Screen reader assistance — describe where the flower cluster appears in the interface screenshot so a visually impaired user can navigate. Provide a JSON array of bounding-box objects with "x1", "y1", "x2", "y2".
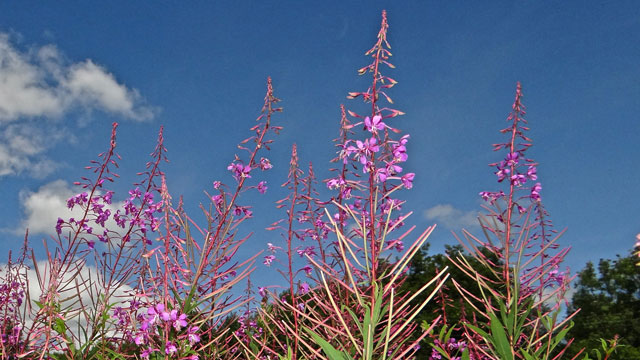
[
  {"x1": 233, "y1": 310, "x2": 263, "y2": 346},
  {"x1": 0, "y1": 279, "x2": 25, "y2": 348},
  {"x1": 227, "y1": 161, "x2": 252, "y2": 181},
  {"x1": 112, "y1": 301, "x2": 201, "y2": 359},
  {"x1": 430, "y1": 338, "x2": 468, "y2": 360},
  {"x1": 480, "y1": 83, "x2": 543, "y2": 218},
  {"x1": 59, "y1": 186, "x2": 163, "y2": 247},
  {"x1": 0, "y1": 280, "x2": 24, "y2": 309}
]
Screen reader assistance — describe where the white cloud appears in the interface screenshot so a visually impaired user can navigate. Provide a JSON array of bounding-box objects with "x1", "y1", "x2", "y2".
[
  {"x1": 0, "y1": 35, "x2": 63, "y2": 120},
  {"x1": 0, "y1": 32, "x2": 156, "y2": 178},
  {"x1": 423, "y1": 204, "x2": 479, "y2": 230},
  {"x1": 64, "y1": 60, "x2": 153, "y2": 120},
  {"x1": 2, "y1": 259, "x2": 134, "y2": 346},
  {"x1": 0, "y1": 33, "x2": 155, "y2": 122},
  {"x1": 0, "y1": 123, "x2": 66, "y2": 177},
  {"x1": 17, "y1": 180, "x2": 124, "y2": 236}
]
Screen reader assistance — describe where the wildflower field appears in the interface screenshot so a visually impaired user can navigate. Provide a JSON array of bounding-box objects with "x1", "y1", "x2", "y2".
[{"x1": 1, "y1": 7, "x2": 639, "y2": 360}]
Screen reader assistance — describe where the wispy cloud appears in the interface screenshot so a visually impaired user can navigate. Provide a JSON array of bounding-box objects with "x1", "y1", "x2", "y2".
[
  {"x1": 0, "y1": 33, "x2": 155, "y2": 122},
  {"x1": 0, "y1": 123, "x2": 68, "y2": 178},
  {"x1": 423, "y1": 203, "x2": 479, "y2": 230},
  {"x1": 0, "y1": 32, "x2": 156, "y2": 178}
]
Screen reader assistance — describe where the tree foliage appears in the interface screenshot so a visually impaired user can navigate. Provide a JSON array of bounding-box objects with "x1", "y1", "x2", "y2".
[{"x1": 565, "y1": 250, "x2": 640, "y2": 359}]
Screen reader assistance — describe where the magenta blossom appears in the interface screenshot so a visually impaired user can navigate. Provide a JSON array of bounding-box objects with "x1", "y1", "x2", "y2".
[
  {"x1": 187, "y1": 326, "x2": 201, "y2": 345},
  {"x1": 530, "y1": 182, "x2": 542, "y2": 201},
  {"x1": 257, "y1": 181, "x2": 268, "y2": 194},
  {"x1": 165, "y1": 341, "x2": 177, "y2": 355},
  {"x1": 505, "y1": 152, "x2": 519, "y2": 166},
  {"x1": 301, "y1": 265, "x2": 313, "y2": 276},
  {"x1": 263, "y1": 255, "x2": 276, "y2": 266},
  {"x1": 527, "y1": 165, "x2": 537, "y2": 180},
  {"x1": 496, "y1": 166, "x2": 510, "y2": 182},
  {"x1": 401, "y1": 173, "x2": 415, "y2": 189},
  {"x1": 510, "y1": 173, "x2": 527, "y2": 186},
  {"x1": 169, "y1": 310, "x2": 188, "y2": 330},
  {"x1": 259, "y1": 157, "x2": 273, "y2": 170},
  {"x1": 300, "y1": 282, "x2": 310, "y2": 294},
  {"x1": 296, "y1": 246, "x2": 316, "y2": 258},
  {"x1": 267, "y1": 243, "x2": 281, "y2": 253},
  {"x1": 364, "y1": 115, "x2": 385, "y2": 133},
  {"x1": 326, "y1": 176, "x2": 346, "y2": 189},
  {"x1": 146, "y1": 303, "x2": 165, "y2": 325},
  {"x1": 227, "y1": 161, "x2": 252, "y2": 180}
]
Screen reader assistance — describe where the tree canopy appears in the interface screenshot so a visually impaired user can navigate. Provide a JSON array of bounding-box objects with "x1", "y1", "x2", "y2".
[{"x1": 564, "y1": 250, "x2": 640, "y2": 359}]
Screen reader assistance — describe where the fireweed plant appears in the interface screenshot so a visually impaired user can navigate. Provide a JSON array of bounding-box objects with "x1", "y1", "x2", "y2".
[
  {"x1": 0, "y1": 123, "x2": 168, "y2": 359},
  {"x1": 0, "y1": 9, "x2": 591, "y2": 360},
  {"x1": 444, "y1": 83, "x2": 579, "y2": 360},
  {"x1": 0, "y1": 76, "x2": 282, "y2": 359},
  {"x1": 235, "y1": 10, "x2": 448, "y2": 360}
]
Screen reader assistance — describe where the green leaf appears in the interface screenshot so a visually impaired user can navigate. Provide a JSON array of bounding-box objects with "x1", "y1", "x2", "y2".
[
  {"x1": 461, "y1": 348, "x2": 471, "y2": 360},
  {"x1": 305, "y1": 327, "x2": 349, "y2": 360},
  {"x1": 53, "y1": 317, "x2": 66, "y2": 336},
  {"x1": 444, "y1": 325, "x2": 455, "y2": 342},
  {"x1": 363, "y1": 305, "x2": 373, "y2": 359},
  {"x1": 520, "y1": 350, "x2": 537, "y2": 360},
  {"x1": 490, "y1": 312, "x2": 513, "y2": 360},
  {"x1": 464, "y1": 322, "x2": 489, "y2": 340},
  {"x1": 344, "y1": 306, "x2": 362, "y2": 334},
  {"x1": 278, "y1": 346, "x2": 294, "y2": 360}
]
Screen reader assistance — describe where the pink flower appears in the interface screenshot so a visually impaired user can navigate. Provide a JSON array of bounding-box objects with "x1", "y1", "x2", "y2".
[
  {"x1": 146, "y1": 303, "x2": 165, "y2": 325},
  {"x1": 55, "y1": 218, "x2": 64, "y2": 234},
  {"x1": 327, "y1": 177, "x2": 346, "y2": 189},
  {"x1": 296, "y1": 246, "x2": 316, "y2": 258},
  {"x1": 267, "y1": 243, "x2": 281, "y2": 253},
  {"x1": 257, "y1": 181, "x2": 268, "y2": 194},
  {"x1": 496, "y1": 166, "x2": 510, "y2": 182},
  {"x1": 165, "y1": 341, "x2": 177, "y2": 355},
  {"x1": 401, "y1": 173, "x2": 415, "y2": 189},
  {"x1": 301, "y1": 265, "x2": 312, "y2": 276},
  {"x1": 510, "y1": 173, "x2": 527, "y2": 186},
  {"x1": 141, "y1": 348, "x2": 153, "y2": 359},
  {"x1": 227, "y1": 161, "x2": 252, "y2": 180},
  {"x1": 530, "y1": 183, "x2": 542, "y2": 201},
  {"x1": 263, "y1": 255, "x2": 276, "y2": 266},
  {"x1": 505, "y1": 152, "x2": 519, "y2": 166},
  {"x1": 187, "y1": 326, "x2": 201, "y2": 345},
  {"x1": 134, "y1": 333, "x2": 145, "y2": 345},
  {"x1": 259, "y1": 157, "x2": 273, "y2": 170},
  {"x1": 300, "y1": 282, "x2": 310, "y2": 294},
  {"x1": 364, "y1": 115, "x2": 385, "y2": 133},
  {"x1": 376, "y1": 168, "x2": 390, "y2": 182},
  {"x1": 170, "y1": 310, "x2": 188, "y2": 330},
  {"x1": 392, "y1": 143, "x2": 408, "y2": 162},
  {"x1": 102, "y1": 190, "x2": 113, "y2": 204}
]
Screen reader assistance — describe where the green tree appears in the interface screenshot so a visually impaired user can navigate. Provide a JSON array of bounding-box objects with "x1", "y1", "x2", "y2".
[
  {"x1": 565, "y1": 250, "x2": 640, "y2": 359},
  {"x1": 401, "y1": 244, "x2": 503, "y2": 358}
]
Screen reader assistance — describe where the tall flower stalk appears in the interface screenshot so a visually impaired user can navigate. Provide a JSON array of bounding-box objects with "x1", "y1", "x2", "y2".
[
  {"x1": 125, "y1": 77, "x2": 283, "y2": 359},
  {"x1": 449, "y1": 83, "x2": 578, "y2": 359},
  {"x1": 246, "y1": 10, "x2": 447, "y2": 360}
]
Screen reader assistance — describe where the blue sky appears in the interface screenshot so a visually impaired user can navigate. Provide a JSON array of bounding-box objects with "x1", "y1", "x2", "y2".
[{"x1": 0, "y1": 1, "x2": 638, "y2": 291}]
